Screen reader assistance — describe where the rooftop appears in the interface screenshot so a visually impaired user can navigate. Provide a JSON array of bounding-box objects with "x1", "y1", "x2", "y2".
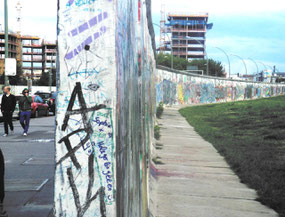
[
  {"x1": 21, "y1": 35, "x2": 41, "y2": 40},
  {"x1": 168, "y1": 12, "x2": 209, "y2": 18}
]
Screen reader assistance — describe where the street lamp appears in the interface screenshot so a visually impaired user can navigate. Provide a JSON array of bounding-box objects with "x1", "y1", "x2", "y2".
[
  {"x1": 213, "y1": 46, "x2": 231, "y2": 78},
  {"x1": 257, "y1": 61, "x2": 267, "y2": 71},
  {"x1": 4, "y1": 0, "x2": 9, "y2": 85},
  {"x1": 185, "y1": 36, "x2": 209, "y2": 76},
  {"x1": 230, "y1": 54, "x2": 248, "y2": 76},
  {"x1": 152, "y1": 23, "x2": 173, "y2": 69},
  {"x1": 248, "y1": 58, "x2": 259, "y2": 75}
]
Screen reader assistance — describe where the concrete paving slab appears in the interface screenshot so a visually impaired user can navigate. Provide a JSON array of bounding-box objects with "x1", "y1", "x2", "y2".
[
  {"x1": 22, "y1": 157, "x2": 54, "y2": 165},
  {"x1": 5, "y1": 179, "x2": 49, "y2": 192},
  {"x1": 0, "y1": 116, "x2": 55, "y2": 217},
  {"x1": 157, "y1": 194, "x2": 276, "y2": 217},
  {"x1": 155, "y1": 108, "x2": 278, "y2": 217}
]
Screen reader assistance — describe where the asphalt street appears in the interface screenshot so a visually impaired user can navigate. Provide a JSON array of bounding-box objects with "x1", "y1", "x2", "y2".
[{"x1": 0, "y1": 115, "x2": 55, "y2": 217}]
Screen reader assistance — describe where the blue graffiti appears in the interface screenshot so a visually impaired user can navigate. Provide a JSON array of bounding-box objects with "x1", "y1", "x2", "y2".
[
  {"x1": 68, "y1": 12, "x2": 108, "y2": 37},
  {"x1": 65, "y1": 26, "x2": 107, "y2": 60},
  {"x1": 66, "y1": 0, "x2": 96, "y2": 7}
]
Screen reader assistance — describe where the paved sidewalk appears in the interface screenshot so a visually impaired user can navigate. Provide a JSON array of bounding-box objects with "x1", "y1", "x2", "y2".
[
  {"x1": 0, "y1": 116, "x2": 55, "y2": 217},
  {"x1": 155, "y1": 108, "x2": 278, "y2": 217}
]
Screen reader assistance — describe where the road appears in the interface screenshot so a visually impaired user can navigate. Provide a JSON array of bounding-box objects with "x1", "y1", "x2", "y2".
[{"x1": 0, "y1": 116, "x2": 55, "y2": 217}]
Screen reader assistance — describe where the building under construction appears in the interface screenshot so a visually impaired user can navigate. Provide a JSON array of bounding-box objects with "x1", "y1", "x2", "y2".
[
  {"x1": 0, "y1": 0, "x2": 56, "y2": 80},
  {"x1": 0, "y1": 31, "x2": 56, "y2": 79},
  {"x1": 163, "y1": 12, "x2": 212, "y2": 61}
]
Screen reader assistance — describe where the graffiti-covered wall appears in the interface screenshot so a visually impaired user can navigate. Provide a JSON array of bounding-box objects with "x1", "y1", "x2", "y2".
[
  {"x1": 115, "y1": 0, "x2": 156, "y2": 216},
  {"x1": 157, "y1": 66, "x2": 285, "y2": 105},
  {"x1": 55, "y1": 0, "x2": 155, "y2": 216}
]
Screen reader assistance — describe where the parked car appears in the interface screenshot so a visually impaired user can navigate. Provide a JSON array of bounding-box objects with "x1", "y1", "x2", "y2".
[
  {"x1": 31, "y1": 95, "x2": 49, "y2": 118},
  {"x1": 35, "y1": 91, "x2": 56, "y2": 115}
]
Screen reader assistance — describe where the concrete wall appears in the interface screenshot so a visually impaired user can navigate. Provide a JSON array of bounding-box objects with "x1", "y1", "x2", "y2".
[
  {"x1": 55, "y1": 0, "x2": 155, "y2": 216},
  {"x1": 157, "y1": 66, "x2": 285, "y2": 105}
]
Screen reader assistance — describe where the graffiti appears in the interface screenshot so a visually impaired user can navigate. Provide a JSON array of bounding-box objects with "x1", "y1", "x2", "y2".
[
  {"x1": 65, "y1": 26, "x2": 107, "y2": 60},
  {"x1": 67, "y1": 154, "x2": 106, "y2": 217},
  {"x1": 88, "y1": 83, "x2": 100, "y2": 91},
  {"x1": 57, "y1": 0, "x2": 156, "y2": 216},
  {"x1": 156, "y1": 83, "x2": 162, "y2": 103},
  {"x1": 68, "y1": 12, "x2": 108, "y2": 38},
  {"x1": 157, "y1": 69, "x2": 285, "y2": 106},
  {"x1": 56, "y1": 82, "x2": 108, "y2": 216},
  {"x1": 57, "y1": 82, "x2": 106, "y2": 166},
  {"x1": 56, "y1": 0, "x2": 116, "y2": 216},
  {"x1": 163, "y1": 79, "x2": 177, "y2": 105},
  {"x1": 178, "y1": 84, "x2": 184, "y2": 104},
  {"x1": 66, "y1": 0, "x2": 96, "y2": 7}
]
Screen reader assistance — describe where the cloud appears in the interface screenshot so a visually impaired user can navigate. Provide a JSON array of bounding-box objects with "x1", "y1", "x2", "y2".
[
  {"x1": 152, "y1": 0, "x2": 285, "y2": 16},
  {"x1": 0, "y1": 0, "x2": 57, "y2": 40}
]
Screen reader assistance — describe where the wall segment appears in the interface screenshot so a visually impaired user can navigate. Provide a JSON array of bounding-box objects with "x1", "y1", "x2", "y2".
[
  {"x1": 55, "y1": 0, "x2": 156, "y2": 216},
  {"x1": 157, "y1": 66, "x2": 285, "y2": 105}
]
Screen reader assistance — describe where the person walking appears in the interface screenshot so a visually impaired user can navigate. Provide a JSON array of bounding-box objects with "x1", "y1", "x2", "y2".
[
  {"x1": 18, "y1": 88, "x2": 33, "y2": 136},
  {"x1": 1, "y1": 86, "x2": 16, "y2": 137}
]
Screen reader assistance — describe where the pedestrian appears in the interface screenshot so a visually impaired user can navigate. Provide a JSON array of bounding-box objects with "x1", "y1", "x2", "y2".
[
  {"x1": 1, "y1": 86, "x2": 16, "y2": 137},
  {"x1": 18, "y1": 88, "x2": 33, "y2": 136}
]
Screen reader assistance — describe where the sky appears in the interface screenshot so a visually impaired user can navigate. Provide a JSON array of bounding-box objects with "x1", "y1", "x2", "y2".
[
  {"x1": 152, "y1": 0, "x2": 285, "y2": 74},
  {"x1": 0, "y1": 0, "x2": 57, "y2": 41},
  {"x1": 0, "y1": 0, "x2": 284, "y2": 73}
]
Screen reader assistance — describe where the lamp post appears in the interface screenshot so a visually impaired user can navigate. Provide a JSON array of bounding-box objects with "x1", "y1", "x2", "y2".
[
  {"x1": 230, "y1": 54, "x2": 248, "y2": 76},
  {"x1": 257, "y1": 61, "x2": 267, "y2": 71},
  {"x1": 213, "y1": 46, "x2": 231, "y2": 78},
  {"x1": 185, "y1": 36, "x2": 209, "y2": 76},
  {"x1": 4, "y1": 0, "x2": 9, "y2": 85},
  {"x1": 248, "y1": 58, "x2": 259, "y2": 74},
  {"x1": 152, "y1": 23, "x2": 173, "y2": 69}
]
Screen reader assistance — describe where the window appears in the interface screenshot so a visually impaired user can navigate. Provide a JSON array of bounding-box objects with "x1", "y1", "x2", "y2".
[
  {"x1": 33, "y1": 63, "x2": 42, "y2": 68},
  {"x1": 23, "y1": 48, "x2": 32, "y2": 53},
  {"x1": 23, "y1": 62, "x2": 32, "y2": 67}
]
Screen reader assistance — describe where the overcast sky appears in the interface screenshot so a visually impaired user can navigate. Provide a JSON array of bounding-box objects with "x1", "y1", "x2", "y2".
[{"x1": 0, "y1": 0, "x2": 284, "y2": 73}]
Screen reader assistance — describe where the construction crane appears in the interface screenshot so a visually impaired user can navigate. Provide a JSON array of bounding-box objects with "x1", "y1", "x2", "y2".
[
  {"x1": 16, "y1": 0, "x2": 22, "y2": 34},
  {"x1": 160, "y1": 4, "x2": 166, "y2": 52},
  {"x1": 16, "y1": 0, "x2": 22, "y2": 63}
]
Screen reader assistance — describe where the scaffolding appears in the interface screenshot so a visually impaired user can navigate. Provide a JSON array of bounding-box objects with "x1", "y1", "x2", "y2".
[{"x1": 165, "y1": 12, "x2": 213, "y2": 61}]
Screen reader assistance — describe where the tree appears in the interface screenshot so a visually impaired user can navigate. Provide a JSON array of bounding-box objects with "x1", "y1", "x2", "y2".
[
  {"x1": 157, "y1": 52, "x2": 189, "y2": 70},
  {"x1": 36, "y1": 68, "x2": 56, "y2": 86},
  {"x1": 188, "y1": 59, "x2": 226, "y2": 77},
  {"x1": 157, "y1": 53, "x2": 226, "y2": 77},
  {"x1": 9, "y1": 63, "x2": 27, "y2": 85}
]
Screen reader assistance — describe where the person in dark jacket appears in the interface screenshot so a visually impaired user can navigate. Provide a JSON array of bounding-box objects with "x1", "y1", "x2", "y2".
[
  {"x1": 1, "y1": 86, "x2": 16, "y2": 137},
  {"x1": 18, "y1": 88, "x2": 33, "y2": 136}
]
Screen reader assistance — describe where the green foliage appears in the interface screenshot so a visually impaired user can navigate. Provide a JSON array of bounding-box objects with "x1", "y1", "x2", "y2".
[
  {"x1": 276, "y1": 77, "x2": 285, "y2": 83},
  {"x1": 157, "y1": 52, "x2": 189, "y2": 70},
  {"x1": 154, "y1": 125, "x2": 161, "y2": 140},
  {"x1": 36, "y1": 68, "x2": 56, "y2": 86},
  {"x1": 157, "y1": 52, "x2": 226, "y2": 77},
  {"x1": 179, "y1": 95, "x2": 285, "y2": 216},
  {"x1": 188, "y1": 59, "x2": 226, "y2": 77},
  {"x1": 156, "y1": 102, "x2": 164, "y2": 119},
  {"x1": 152, "y1": 156, "x2": 163, "y2": 165}
]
